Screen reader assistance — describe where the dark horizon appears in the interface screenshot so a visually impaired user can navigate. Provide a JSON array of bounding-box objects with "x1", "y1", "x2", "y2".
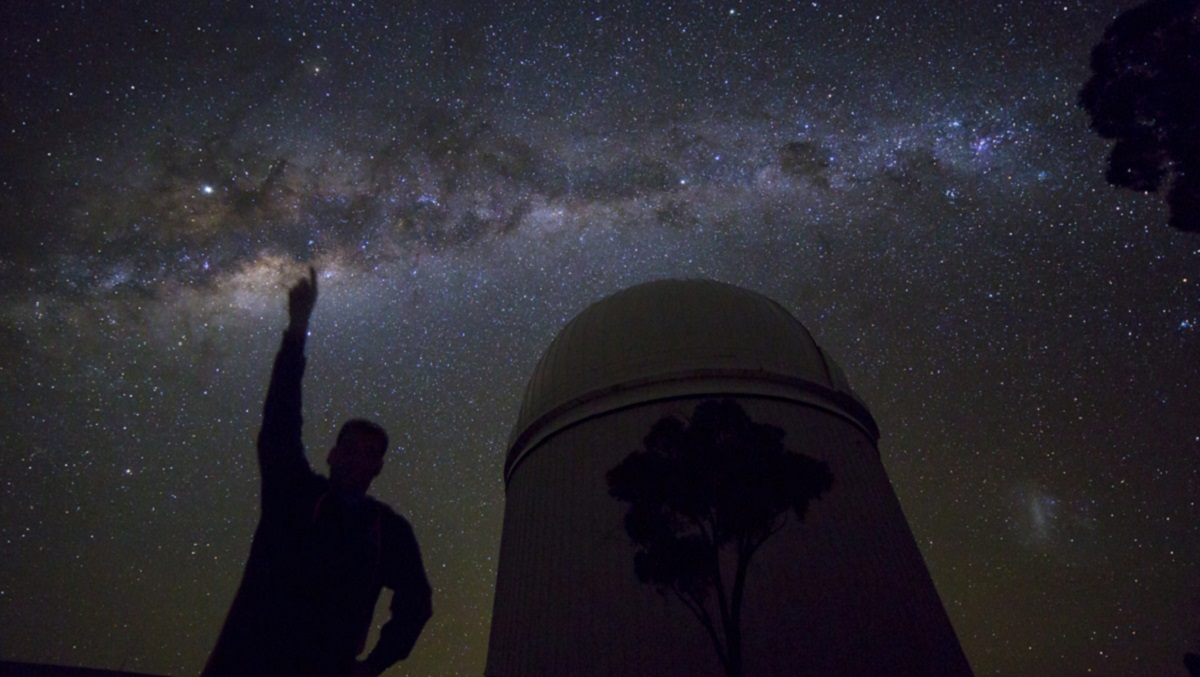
[{"x1": 0, "y1": 661, "x2": 167, "y2": 677}]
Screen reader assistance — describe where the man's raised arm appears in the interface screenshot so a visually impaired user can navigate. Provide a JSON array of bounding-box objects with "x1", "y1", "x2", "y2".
[{"x1": 258, "y1": 267, "x2": 318, "y2": 499}]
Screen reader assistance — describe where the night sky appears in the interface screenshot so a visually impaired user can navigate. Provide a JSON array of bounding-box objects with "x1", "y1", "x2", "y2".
[{"x1": 1, "y1": 1, "x2": 1198, "y2": 675}]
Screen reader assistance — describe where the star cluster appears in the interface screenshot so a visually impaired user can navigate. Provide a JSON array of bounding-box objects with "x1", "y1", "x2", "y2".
[{"x1": 1, "y1": 1, "x2": 1198, "y2": 675}]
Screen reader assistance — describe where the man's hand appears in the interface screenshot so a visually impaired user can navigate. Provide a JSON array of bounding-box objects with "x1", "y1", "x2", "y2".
[{"x1": 287, "y1": 266, "x2": 318, "y2": 333}]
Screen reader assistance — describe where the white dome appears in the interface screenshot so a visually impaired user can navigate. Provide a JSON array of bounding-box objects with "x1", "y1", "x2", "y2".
[{"x1": 506, "y1": 279, "x2": 878, "y2": 480}]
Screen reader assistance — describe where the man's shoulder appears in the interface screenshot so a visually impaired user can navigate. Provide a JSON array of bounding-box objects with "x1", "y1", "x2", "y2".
[
  {"x1": 294, "y1": 468, "x2": 329, "y2": 501},
  {"x1": 366, "y1": 495, "x2": 410, "y2": 524},
  {"x1": 367, "y1": 496, "x2": 420, "y2": 540}
]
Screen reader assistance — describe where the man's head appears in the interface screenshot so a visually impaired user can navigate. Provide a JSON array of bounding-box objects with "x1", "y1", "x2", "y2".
[{"x1": 327, "y1": 419, "x2": 389, "y2": 494}]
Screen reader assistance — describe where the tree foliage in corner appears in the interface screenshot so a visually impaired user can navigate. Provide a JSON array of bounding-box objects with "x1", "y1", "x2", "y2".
[
  {"x1": 607, "y1": 399, "x2": 833, "y2": 677},
  {"x1": 1079, "y1": 0, "x2": 1200, "y2": 232}
]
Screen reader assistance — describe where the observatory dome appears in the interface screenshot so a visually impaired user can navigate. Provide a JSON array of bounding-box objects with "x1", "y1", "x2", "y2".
[{"x1": 506, "y1": 279, "x2": 878, "y2": 480}]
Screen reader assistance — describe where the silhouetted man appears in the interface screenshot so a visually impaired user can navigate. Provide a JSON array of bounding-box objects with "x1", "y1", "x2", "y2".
[{"x1": 203, "y1": 268, "x2": 432, "y2": 677}]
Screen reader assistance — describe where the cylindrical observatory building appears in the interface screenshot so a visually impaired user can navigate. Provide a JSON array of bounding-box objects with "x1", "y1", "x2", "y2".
[{"x1": 486, "y1": 279, "x2": 972, "y2": 676}]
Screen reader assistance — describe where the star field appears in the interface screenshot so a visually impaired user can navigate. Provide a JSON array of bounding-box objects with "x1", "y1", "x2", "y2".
[{"x1": 1, "y1": 1, "x2": 1198, "y2": 675}]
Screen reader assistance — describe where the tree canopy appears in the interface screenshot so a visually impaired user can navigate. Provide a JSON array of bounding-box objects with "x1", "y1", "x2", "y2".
[
  {"x1": 1079, "y1": 0, "x2": 1200, "y2": 232},
  {"x1": 607, "y1": 399, "x2": 833, "y2": 677}
]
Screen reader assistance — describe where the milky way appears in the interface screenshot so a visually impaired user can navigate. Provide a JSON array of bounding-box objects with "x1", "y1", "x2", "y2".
[{"x1": 2, "y1": 1, "x2": 1198, "y2": 675}]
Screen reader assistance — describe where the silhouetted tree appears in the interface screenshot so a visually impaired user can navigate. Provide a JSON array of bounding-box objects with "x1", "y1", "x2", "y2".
[
  {"x1": 1185, "y1": 651, "x2": 1200, "y2": 677},
  {"x1": 1078, "y1": 0, "x2": 1200, "y2": 232},
  {"x1": 607, "y1": 399, "x2": 833, "y2": 677}
]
